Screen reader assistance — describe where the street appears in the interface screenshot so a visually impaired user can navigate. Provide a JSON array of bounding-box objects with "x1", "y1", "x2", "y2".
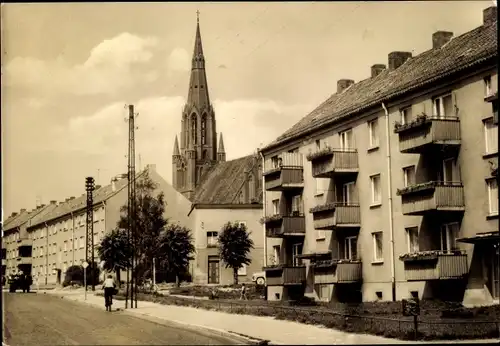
[{"x1": 2, "y1": 292, "x2": 243, "y2": 345}]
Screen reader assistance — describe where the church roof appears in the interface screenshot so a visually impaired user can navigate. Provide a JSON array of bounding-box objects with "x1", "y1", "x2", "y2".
[
  {"x1": 262, "y1": 19, "x2": 497, "y2": 152},
  {"x1": 193, "y1": 154, "x2": 263, "y2": 205}
]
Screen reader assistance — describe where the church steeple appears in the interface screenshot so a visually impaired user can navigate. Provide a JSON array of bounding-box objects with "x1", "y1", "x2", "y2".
[
  {"x1": 217, "y1": 133, "x2": 226, "y2": 162},
  {"x1": 173, "y1": 135, "x2": 180, "y2": 156}
]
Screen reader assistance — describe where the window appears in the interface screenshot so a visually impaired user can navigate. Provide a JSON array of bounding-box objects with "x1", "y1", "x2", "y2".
[
  {"x1": 207, "y1": 231, "x2": 218, "y2": 247},
  {"x1": 238, "y1": 191, "x2": 244, "y2": 204},
  {"x1": 39, "y1": 247, "x2": 43, "y2": 256},
  {"x1": 291, "y1": 195, "x2": 302, "y2": 215},
  {"x1": 342, "y1": 182, "x2": 356, "y2": 205},
  {"x1": 53, "y1": 243, "x2": 57, "y2": 254},
  {"x1": 403, "y1": 166, "x2": 416, "y2": 187},
  {"x1": 237, "y1": 264, "x2": 247, "y2": 276},
  {"x1": 433, "y1": 94, "x2": 454, "y2": 118},
  {"x1": 372, "y1": 232, "x2": 383, "y2": 262},
  {"x1": 487, "y1": 178, "x2": 499, "y2": 216},
  {"x1": 272, "y1": 245, "x2": 280, "y2": 265},
  {"x1": 440, "y1": 223, "x2": 459, "y2": 252},
  {"x1": 272, "y1": 199, "x2": 279, "y2": 215},
  {"x1": 401, "y1": 107, "x2": 412, "y2": 125},
  {"x1": 368, "y1": 119, "x2": 379, "y2": 148},
  {"x1": 201, "y1": 115, "x2": 207, "y2": 145},
  {"x1": 485, "y1": 76, "x2": 492, "y2": 97},
  {"x1": 484, "y1": 118, "x2": 498, "y2": 154},
  {"x1": 80, "y1": 236, "x2": 84, "y2": 249},
  {"x1": 406, "y1": 227, "x2": 419, "y2": 253},
  {"x1": 191, "y1": 114, "x2": 197, "y2": 145},
  {"x1": 271, "y1": 156, "x2": 280, "y2": 168},
  {"x1": 339, "y1": 129, "x2": 354, "y2": 150},
  {"x1": 344, "y1": 236, "x2": 358, "y2": 260},
  {"x1": 370, "y1": 174, "x2": 381, "y2": 205},
  {"x1": 63, "y1": 241, "x2": 67, "y2": 252},
  {"x1": 315, "y1": 178, "x2": 328, "y2": 195},
  {"x1": 292, "y1": 243, "x2": 303, "y2": 266},
  {"x1": 316, "y1": 230, "x2": 326, "y2": 240},
  {"x1": 441, "y1": 158, "x2": 459, "y2": 183},
  {"x1": 315, "y1": 140, "x2": 321, "y2": 150}
]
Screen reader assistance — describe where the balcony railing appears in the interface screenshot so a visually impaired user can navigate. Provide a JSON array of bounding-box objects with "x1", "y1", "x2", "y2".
[
  {"x1": 399, "y1": 250, "x2": 468, "y2": 281},
  {"x1": 397, "y1": 181, "x2": 465, "y2": 216},
  {"x1": 313, "y1": 260, "x2": 362, "y2": 284},
  {"x1": 264, "y1": 265, "x2": 306, "y2": 286},
  {"x1": 263, "y1": 153, "x2": 304, "y2": 191},
  {"x1": 16, "y1": 256, "x2": 32, "y2": 265},
  {"x1": 309, "y1": 202, "x2": 361, "y2": 230},
  {"x1": 394, "y1": 115, "x2": 461, "y2": 154},
  {"x1": 306, "y1": 148, "x2": 359, "y2": 178},
  {"x1": 261, "y1": 214, "x2": 306, "y2": 237}
]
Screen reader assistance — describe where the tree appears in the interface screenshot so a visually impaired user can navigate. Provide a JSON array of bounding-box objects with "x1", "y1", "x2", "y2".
[
  {"x1": 116, "y1": 171, "x2": 169, "y2": 283},
  {"x1": 218, "y1": 222, "x2": 254, "y2": 285},
  {"x1": 63, "y1": 265, "x2": 83, "y2": 286},
  {"x1": 97, "y1": 228, "x2": 132, "y2": 283},
  {"x1": 157, "y1": 224, "x2": 196, "y2": 287}
]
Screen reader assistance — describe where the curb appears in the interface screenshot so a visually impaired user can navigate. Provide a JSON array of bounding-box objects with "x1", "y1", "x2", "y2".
[{"x1": 50, "y1": 292, "x2": 271, "y2": 345}]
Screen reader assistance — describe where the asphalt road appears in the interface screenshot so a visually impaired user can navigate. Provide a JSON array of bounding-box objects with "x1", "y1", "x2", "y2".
[{"x1": 3, "y1": 292, "x2": 242, "y2": 346}]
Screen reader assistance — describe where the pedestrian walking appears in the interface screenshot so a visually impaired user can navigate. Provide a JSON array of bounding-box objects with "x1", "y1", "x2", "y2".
[
  {"x1": 240, "y1": 283, "x2": 248, "y2": 300},
  {"x1": 102, "y1": 274, "x2": 117, "y2": 311}
]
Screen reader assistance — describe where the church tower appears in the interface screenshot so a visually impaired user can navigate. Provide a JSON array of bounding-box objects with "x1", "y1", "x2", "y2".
[{"x1": 172, "y1": 13, "x2": 225, "y2": 200}]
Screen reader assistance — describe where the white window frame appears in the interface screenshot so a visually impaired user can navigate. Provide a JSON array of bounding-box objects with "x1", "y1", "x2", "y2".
[
  {"x1": 406, "y1": 227, "x2": 419, "y2": 253},
  {"x1": 291, "y1": 195, "x2": 302, "y2": 215},
  {"x1": 272, "y1": 245, "x2": 280, "y2": 265},
  {"x1": 292, "y1": 243, "x2": 303, "y2": 267},
  {"x1": 344, "y1": 236, "x2": 357, "y2": 260},
  {"x1": 372, "y1": 232, "x2": 383, "y2": 262},
  {"x1": 487, "y1": 178, "x2": 499, "y2": 216},
  {"x1": 484, "y1": 118, "x2": 498, "y2": 154},
  {"x1": 272, "y1": 199, "x2": 279, "y2": 215},
  {"x1": 237, "y1": 264, "x2": 247, "y2": 276},
  {"x1": 339, "y1": 129, "x2": 354, "y2": 150},
  {"x1": 80, "y1": 236, "x2": 84, "y2": 249},
  {"x1": 207, "y1": 231, "x2": 218, "y2": 247},
  {"x1": 63, "y1": 241, "x2": 67, "y2": 252},
  {"x1": 403, "y1": 166, "x2": 416, "y2": 187},
  {"x1": 370, "y1": 174, "x2": 381, "y2": 205},
  {"x1": 400, "y1": 107, "x2": 412, "y2": 125},
  {"x1": 433, "y1": 93, "x2": 453, "y2": 118},
  {"x1": 442, "y1": 157, "x2": 458, "y2": 183},
  {"x1": 368, "y1": 119, "x2": 379, "y2": 148},
  {"x1": 342, "y1": 182, "x2": 355, "y2": 205},
  {"x1": 485, "y1": 76, "x2": 492, "y2": 97},
  {"x1": 440, "y1": 223, "x2": 459, "y2": 252}
]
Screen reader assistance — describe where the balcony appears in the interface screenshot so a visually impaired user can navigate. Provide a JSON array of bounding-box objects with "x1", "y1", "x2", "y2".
[
  {"x1": 264, "y1": 265, "x2": 306, "y2": 286},
  {"x1": 263, "y1": 153, "x2": 304, "y2": 191},
  {"x1": 261, "y1": 215, "x2": 306, "y2": 238},
  {"x1": 16, "y1": 256, "x2": 32, "y2": 265},
  {"x1": 313, "y1": 260, "x2": 362, "y2": 284},
  {"x1": 17, "y1": 238, "x2": 33, "y2": 248},
  {"x1": 399, "y1": 250, "x2": 468, "y2": 281},
  {"x1": 397, "y1": 181, "x2": 465, "y2": 216},
  {"x1": 309, "y1": 202, "x2": 361, "y2": 230},
  {"x1": 306, "y1": 148, "x2": 359, "y2": 178},
  {"x1": 394, "y1": 115, "x2": 461, "y2": 154}
]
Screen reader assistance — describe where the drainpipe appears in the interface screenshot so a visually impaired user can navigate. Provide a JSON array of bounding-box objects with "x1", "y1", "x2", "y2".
[
  {"x1": 44, "y1": 222, "x2": 49, "y2": 285},
  {"x1": 70, "y1": 211, "x2": 75, "y2": 266},
  {"x1": 382, "y1": 102, "x2": 396, "y2": 302},
  {"x1": 260, "y1": 151, "x2": 268, "y2": 268},
  {"x1": 101, "y1": 200, "x2": 106, "y2": 277}
]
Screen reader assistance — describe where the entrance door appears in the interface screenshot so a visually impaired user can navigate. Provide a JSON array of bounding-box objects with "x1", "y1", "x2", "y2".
[
  {"x1": 208, "y1": 257, "x2": 220, "y2": 284},
  {"x1": 492, "y1": 246, "x2": 500, "y2": 299},
  {"x1": 57, "y1": 269, "x2": 62, "y2": 284}
]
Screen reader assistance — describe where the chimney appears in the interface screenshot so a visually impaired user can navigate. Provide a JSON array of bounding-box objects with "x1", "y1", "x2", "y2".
[
  {"x1": 388, "y1": 51, "x2": 412, "y2": 70},
  {"x1": 50, "y1": 200, "x2": 57, "y2": 205},
  {"x1": 432, "y1": 31, "x2": 453, "y2": 49},
  {"x1": 337, "y1": 79, "x2": 355, "y2": 94},
  {"x1": 11, "y1": 212, "x2": 18, "y2": 217},
  {"x1": 70, "y1": 197, "x2": 75, "y2": 200},
  {"x1": 371, "y1": 64, "x2": 386, "y2": 78},
  {"x1": 20, "y1": 208, "x2": 26, "y2": 213},
  {"x1": 147, "y1": 164, "x2": 156, "y2": 172},
  {"x1": 484, "y1": 6, "x2": 497, "y2": 26},
  {"x1": 95, "y1": 185, "x2": 101, "y2": 190},
  {"x1": 111, "y1": 178, "x2": 117, "y2": 192},
  {"x1": 40, "y1": 204, "x2": 46, "y2": 208}
]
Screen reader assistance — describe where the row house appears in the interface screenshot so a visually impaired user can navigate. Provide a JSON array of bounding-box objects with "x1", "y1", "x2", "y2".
[{"x1": 260, "y1": 7, "x2": 498, "y2": 305}]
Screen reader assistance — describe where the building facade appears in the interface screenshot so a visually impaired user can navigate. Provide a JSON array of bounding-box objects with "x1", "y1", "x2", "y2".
[
  {"x1": 260, "y1": 7, "x2": 498, "y2": 305},
  {"x1": 3, "y1": 165, "x2": 192, "y2": 286}
]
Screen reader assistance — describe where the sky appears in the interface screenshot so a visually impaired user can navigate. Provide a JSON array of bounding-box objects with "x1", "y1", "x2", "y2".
[{"x1": 1, "y1": 1, "x2": 494, "y2": 217}]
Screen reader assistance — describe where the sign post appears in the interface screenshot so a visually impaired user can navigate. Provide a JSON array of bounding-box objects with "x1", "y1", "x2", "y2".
[{"x1": 82, "y1": 261, "x2": 89, "y2": 301}]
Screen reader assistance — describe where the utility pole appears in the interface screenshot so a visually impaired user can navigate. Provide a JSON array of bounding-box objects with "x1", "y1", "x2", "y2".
[{"x1": 85, "y1": 177, "x2": 95, "y2": 291}]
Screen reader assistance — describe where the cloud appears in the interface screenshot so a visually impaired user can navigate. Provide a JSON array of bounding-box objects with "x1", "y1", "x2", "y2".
[
  {"x1": 42, "y1": 97, "x2": 313, "y2": 183},
  {"x1": 167, "y1": 48, "x2": 191, "y2": 72},
  {"x1": 5, "y1": 33, "x2": 160, "y2": 96}
]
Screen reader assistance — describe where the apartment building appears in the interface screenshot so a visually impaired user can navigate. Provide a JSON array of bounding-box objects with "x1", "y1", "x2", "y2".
[
  {"x1": 3, "y1": 164, "x2": 192, "y2": 286},
  {"x1": 259, "y1": 7, "x2": 498, "y2": 305},
  {"x1": 187, "y1": 154, "x2": 264, "y2": 285}
]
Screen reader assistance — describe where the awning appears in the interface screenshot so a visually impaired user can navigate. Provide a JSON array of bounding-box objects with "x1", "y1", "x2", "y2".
[
  {"x1": 457, "y1": 231, "x2": 500, "y2": 244},
  {"x1": 296, "y1": 251, "x2": 331, "y2": 259}
]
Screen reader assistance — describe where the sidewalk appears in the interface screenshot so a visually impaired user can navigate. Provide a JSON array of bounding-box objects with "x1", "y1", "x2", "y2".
[{"x1": 41, "y1": 289, "x2": 498, "y2": 345}]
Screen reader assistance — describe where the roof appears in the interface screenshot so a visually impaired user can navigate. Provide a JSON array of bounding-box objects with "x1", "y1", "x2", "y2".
[
  {"x1": 3, "y1": 204, "x2": 56, "y2": 232},
  {"x1": 263, "y1": 21, "x2": 497, "y2": 151},
  {"x1": 28, "y1": 170, "x2": 148, "y2": 229},
  {"x1": 193, "y1": 154, "x2": 262, "y2": 205},
  {"x1": 3, "y1": 211, "x2": 30, "y2": 231}
]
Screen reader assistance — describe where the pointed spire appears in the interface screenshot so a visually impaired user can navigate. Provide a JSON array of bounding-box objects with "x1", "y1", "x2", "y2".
[
  {"x1": 173, "y1": 135, "x2": 180, "y2": 156},
  {"x1": 218, "y1": 133, "x2": 225, "y2": 153},
  {"x1": 186, "y1": 12, "x2": 211, "y2": 109}
]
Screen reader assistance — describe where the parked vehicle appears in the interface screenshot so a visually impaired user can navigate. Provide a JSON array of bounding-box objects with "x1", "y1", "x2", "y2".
[{"x1": 251, "y1": 271, "x2": 266, "y2": 286}]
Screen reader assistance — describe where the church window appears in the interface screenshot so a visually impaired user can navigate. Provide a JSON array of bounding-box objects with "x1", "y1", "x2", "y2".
[
  {"x1": 248, "y1": 175, "x2": 255, "y2": 201},
  {"x1": 191, "y1": 114, "x2": 197, "y2": 145},
  {"x1": 238, "y1": 191, "x2": 245, "y2": 204},
  {"x1": 201, "y1": 115, "x2": 207, "y2": 145},
  {"x1": 202, "y1": 150, "x2": 208, "y2": 160}
]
